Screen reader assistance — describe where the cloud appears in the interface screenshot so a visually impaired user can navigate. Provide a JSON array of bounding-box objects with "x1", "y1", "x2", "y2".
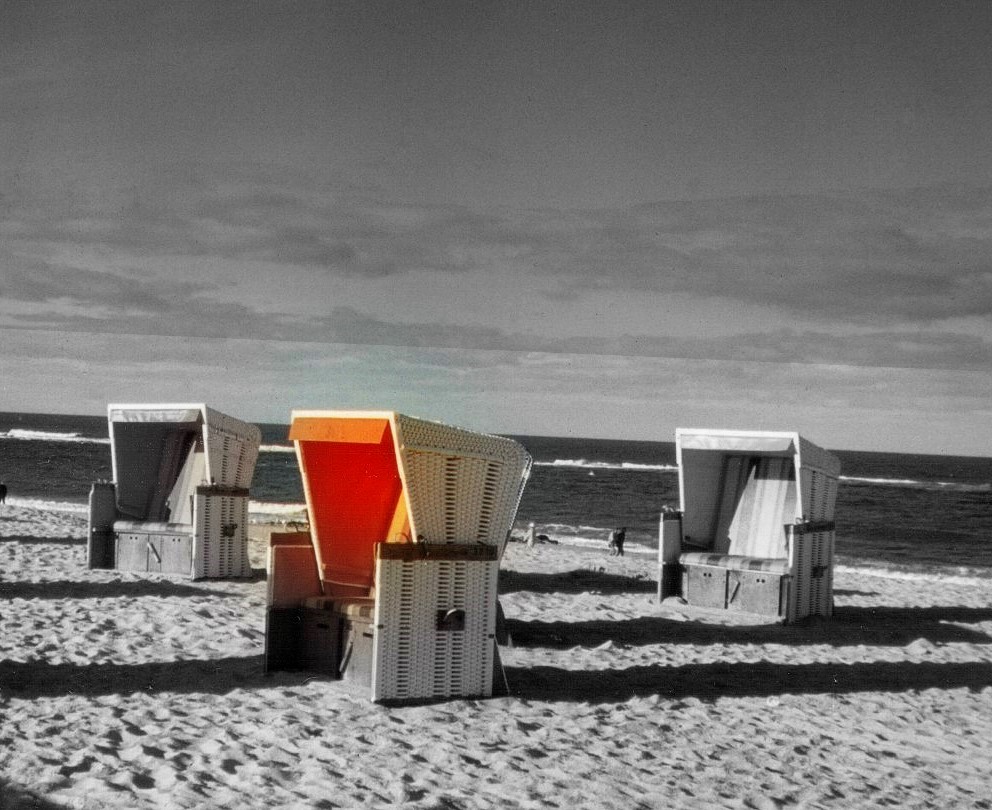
[
  {"x1": 553, "y1": 188, "x2": 992, "y2": 323},
  {"x1": 3, "y1": 163, "x2": 991, "y2": 370},
  {"x1": 2, "y1": 327, "x2": 988, "y2": 454}
]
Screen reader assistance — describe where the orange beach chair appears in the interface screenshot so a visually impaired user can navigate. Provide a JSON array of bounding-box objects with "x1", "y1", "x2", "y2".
[{"x1": 264, "y1": 410, "x2": 531, "y2": 703}]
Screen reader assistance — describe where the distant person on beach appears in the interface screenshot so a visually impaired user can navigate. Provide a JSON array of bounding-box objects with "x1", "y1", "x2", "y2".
[
  {"x1": 0, "y1": 483, "x2": 6, "y2": 504},
  {"x1": 608, "y1": 527, "x2": 626, "y2": 557}
]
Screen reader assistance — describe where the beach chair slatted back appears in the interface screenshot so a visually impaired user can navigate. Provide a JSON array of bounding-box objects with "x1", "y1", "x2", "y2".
[{"x1": 394, "y1": 414, "x2": 531, "y2": 552}]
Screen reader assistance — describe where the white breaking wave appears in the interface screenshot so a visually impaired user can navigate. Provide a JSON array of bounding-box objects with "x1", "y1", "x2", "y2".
[
  {"x1": 834, "y1": 564, "x2": 992, "y2": 586},
  {"x1": 259, "y1": 444, "x2": 295, "y2": 454},
  {"x1": 0, "y1": 429, "x2": 109, "y2": 444},
  {"x1": 533, "y1": 460, "x2": 989, "y2": 491},
  {"x1": 839, "y1": 475, "x2": 990, "y2": 493},
  {"x1": 248, "y1": 501, "x2": 309, "y2": 525},
  {"x1": 3, "y1": 497, "x2": 308, "y2": 521},
  {"x1": 535, "y1": 458, "x2": 677, "y2": 473}
]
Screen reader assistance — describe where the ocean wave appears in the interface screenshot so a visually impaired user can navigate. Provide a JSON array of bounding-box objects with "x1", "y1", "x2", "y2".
[
  {"x1": 3, "y1": 496, "x2": 309, "y2": 520},
  {"x1": 259, "y1": 444, "x2": 295, "y2": 454},
  {"x1": 839, "y1": 475, "x2": 990, "y2": 493},
  {"x1": 248, "y1": 500, "x2": 308, "y2": 519},
  {"x1": 0, "y1": 429, "x2": 109, "y2": 445},
  {"x1": 533, "y1": 457, "x2": 990, "y2": 491},
  {"x1": 834, "y1": 562, "x2": 992, "y2": 584},
  {"x1": 535, "y1": 458, "x2": 677, "y2": 473}
]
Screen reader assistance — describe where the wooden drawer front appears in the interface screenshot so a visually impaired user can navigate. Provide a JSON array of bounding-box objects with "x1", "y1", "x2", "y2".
[
  {"x1": 727, "y1": 569, "x2": 787, "y2": 617},
  {"x1": 116, "y1": 532, "x2": 191, "y2": 574},
  {"x1": 683, "y1": 566, "x2": 728, "y2": 609},
  {"x1": 158, "y1": 535, "x2": 192, "y2": 575}
]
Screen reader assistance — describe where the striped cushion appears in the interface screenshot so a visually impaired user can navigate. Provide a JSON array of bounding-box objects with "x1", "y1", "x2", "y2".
[
  {"x1": 679, "y1": 552, "x2": 790, "y2": 574},
  {"x1": 113, "y1": 520, "x2": 193, "y2": 534}
]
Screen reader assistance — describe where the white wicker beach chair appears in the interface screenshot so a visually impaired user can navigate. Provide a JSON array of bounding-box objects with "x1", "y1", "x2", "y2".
[
  {"x1": 658, "y1": 429, "x2": 840, "y2": 622},
  {"x1": 264, "y1": 410, "x2": 531, "y2": 703},
  {"x1": 88, "y1": 403, "x2": 261, "y2": 579}
]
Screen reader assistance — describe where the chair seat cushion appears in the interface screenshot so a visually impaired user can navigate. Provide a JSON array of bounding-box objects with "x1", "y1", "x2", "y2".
[
  {"x1": 679, "y1": 552, "x2": 791, "y2": 574},
  {"x1": 334, "y1": 598, "x2": 376, "y2": 620},
  {"x1": 113, "y1": 520, "x2": 194, "y2": 535}
]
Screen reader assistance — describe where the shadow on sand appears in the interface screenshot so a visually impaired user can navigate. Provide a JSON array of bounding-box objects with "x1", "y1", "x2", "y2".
[
  {"x1": 0, "y1": 778, "x2": 69, "y2": 810},
  {"x1": 0, "y1": 579, "x2": 243, "y2": 600},
  {"x1": 0, "y1": 655, "x2": 276, "y2": 699},
  {"x1": 499, "y1": 568, "x2": 656, "y2": 596},
  {"x1": 506, "y1": 604, "x2": 992, "y2": 649},
  {"x1": 504, "y1": 659, "x2": 992, "y2": 704},
  {"x1": 0, "y1": 535, "x2": 85, "y2": 546}
]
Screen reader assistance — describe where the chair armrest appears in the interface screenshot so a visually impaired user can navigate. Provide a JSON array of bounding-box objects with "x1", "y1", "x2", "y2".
[{"x1": 268, "y1": 542, "x2": 322, "y2": 607}]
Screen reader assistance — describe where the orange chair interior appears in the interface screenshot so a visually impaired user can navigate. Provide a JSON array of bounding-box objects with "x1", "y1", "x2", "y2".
[{"x1": 287, "y1": 416, "x2": 412, "y2": 597}]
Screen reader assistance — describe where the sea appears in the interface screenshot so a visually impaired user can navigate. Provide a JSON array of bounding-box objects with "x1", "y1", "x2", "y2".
[{"x1": 2, "y1": 412, "x2": 991, "y2": 579}]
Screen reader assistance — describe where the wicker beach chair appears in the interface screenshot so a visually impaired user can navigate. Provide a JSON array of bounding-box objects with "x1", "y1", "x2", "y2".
[
  {"x1": 87, "y1": 403, "x2": 261, "y2": 579},
  {"x1": 658, "y1": 428, "x2": 840, "y2": 622},
  {"x1": 264, "y1": 410, "x2": 531, "y2": 703}
]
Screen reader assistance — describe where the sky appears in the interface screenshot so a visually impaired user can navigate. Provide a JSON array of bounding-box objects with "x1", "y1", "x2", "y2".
[{"x1": 1, "y1": 1, "x2": 991, "y2": 454}]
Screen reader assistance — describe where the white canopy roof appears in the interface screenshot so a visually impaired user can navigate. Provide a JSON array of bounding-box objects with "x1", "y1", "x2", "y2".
[
  {"x1": 107, "y1": 403, "x2": 261, "y2": 520},
  {"x1": 676, "y1": 428, "x2": 841, "y2": 478}
]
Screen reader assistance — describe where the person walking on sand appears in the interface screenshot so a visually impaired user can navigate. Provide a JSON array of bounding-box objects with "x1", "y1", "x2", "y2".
[
  {"x1": 607, "y1": 528, "x2": 618, "y2": 555},
  {"x1": 0, "y1": 483, "x2": 6, "y2": 505}
]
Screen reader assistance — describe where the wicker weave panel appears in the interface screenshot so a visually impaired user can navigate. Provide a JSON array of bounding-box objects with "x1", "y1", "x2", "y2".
[
  {"x1": 205, "y1": 425, "x2": 260, "y2": 489},
  {"x1": 808, "y1": 527, "x2": 835, "y2": 618},
  {"x1": 394, "y1": 414, "x2": 531, "y2": 549},
  {"x1": 372, "y1": 556, "x2": 497, "y2": 703},
  {"x1": 785, "y1": 524, "x2": 835, "y2": 621},
  {"x1": 192, "y1": 492, "x2": 251, "y2": 579}
]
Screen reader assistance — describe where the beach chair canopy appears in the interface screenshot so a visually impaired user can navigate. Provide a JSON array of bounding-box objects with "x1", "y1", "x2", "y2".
[
  {"x1": 108, "y1": 403, "x2": 261, "y2": 524},
  {"x1": 676, "y1": 428, "x2": 840, "y2": 559},
  {"x1": 289, "y1": 410, "x2": 531, "y2": 592}
]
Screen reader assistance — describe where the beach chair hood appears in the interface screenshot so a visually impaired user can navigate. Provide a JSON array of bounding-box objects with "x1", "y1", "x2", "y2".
[
  {"x1": 676, "y1": 428, "x2": 840, "y2": 558},
  {"x1": 288, "y1": 410, "x2": 531, "y2": 592},
  {"x1": 108, "y1": 403, "x2": 261, "y2": 523},
  {"x1": 663, "y1": 428, "x2": 841, "y2": 622}
]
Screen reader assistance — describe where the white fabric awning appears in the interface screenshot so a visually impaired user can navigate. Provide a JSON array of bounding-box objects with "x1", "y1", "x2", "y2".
[
  {"x1": 108, "y1": 404, "x2": 205, "y2": 424},
  {"x1": 678, "y1": 432, "x2": 796, "y2": 455}
]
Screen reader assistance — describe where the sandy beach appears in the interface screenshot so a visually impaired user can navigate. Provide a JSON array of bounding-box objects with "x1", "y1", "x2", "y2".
[{"x1": 2, "y1": 505, "x2": 992, "y2": 809}]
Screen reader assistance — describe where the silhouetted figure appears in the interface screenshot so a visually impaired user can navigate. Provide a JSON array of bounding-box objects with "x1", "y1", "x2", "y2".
[
  {"x1": 615, "y1": 527, "x2": 626, "y2": 556},
  {"x1": 0, "y1": 483, "x2": 6, "y2": 504},
  {"x1": 609, "y1": 526, "x2": 626, "y2": 557}
]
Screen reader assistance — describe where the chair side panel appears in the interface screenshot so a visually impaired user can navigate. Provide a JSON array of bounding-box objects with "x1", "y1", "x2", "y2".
[
  {"x1": 372, "y1": 556, "x2": 497, "y2": 702},
  {"x1": 193, "y1": 488, "x2": 251, "y2": 579}
]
